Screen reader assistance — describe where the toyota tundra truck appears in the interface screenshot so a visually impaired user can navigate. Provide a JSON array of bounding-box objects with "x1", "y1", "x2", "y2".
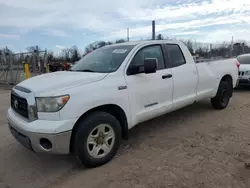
[{"x1": 7, "y1": 40, "x2": 239, "y2": 168}]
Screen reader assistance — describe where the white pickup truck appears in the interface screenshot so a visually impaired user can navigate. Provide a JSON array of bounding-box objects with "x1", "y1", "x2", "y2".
[{"x1": 7, "y1": 40, "x2": 239, "y2": 168}]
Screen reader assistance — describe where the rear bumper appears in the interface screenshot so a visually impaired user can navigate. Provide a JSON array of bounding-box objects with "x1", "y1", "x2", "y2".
[{"x1": 7, "y1": 108, "x2": 74, "y2": 155}]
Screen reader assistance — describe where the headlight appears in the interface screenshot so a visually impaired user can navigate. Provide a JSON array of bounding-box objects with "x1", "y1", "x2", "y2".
[
  {"x1": 246, "y1": 71, "x2": 250, "y2": 75},
  {"x1": 36, "y1": 95, "x2": 70, "y2": 112}
]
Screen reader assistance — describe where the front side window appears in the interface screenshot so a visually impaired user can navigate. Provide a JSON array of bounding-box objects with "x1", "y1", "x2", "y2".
[
  {"x1": 71, "y1": 45, "x2": 135, "y2": 73},
  {"x1": 128, "y1": 45, "x2": 165, "y2": 73}
]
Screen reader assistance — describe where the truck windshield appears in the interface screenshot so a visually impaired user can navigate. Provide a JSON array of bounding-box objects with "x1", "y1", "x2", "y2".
[{"x1": 70, "y1": 45, "x2": 135, "y2": 73}]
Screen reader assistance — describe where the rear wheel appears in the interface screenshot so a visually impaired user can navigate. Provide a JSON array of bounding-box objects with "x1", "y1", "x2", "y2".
[
  {"x1": 211, "y1": 81, "x2": 232, "y2": 109},
  {"x1": 72, "y1": 111, "x2": 122, "y2": 168}
]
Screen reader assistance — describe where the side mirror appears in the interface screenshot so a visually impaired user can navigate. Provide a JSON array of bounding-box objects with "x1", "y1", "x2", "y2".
[{"x1": 144, "y1": 58, "x2": 157, "y2": 74}]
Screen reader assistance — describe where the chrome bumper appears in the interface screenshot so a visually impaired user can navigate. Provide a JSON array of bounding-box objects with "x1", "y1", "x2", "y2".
[{"x1": 8, "y1": 117, "x2": 72, "y2": 155}]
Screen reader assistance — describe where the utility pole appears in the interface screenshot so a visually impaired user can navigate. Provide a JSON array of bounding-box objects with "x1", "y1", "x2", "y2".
[
  {"x1": 127, "y1": 28, "x2": 130, "y2": 42},
  {"x1": 152, "y1": 20, "x2": 155, "y2": 40},
  {"x1": 230, "y1": 36, "x2": 234, "y2": 57}
]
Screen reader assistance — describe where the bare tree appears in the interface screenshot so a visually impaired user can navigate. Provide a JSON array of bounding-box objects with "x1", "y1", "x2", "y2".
[
  {"x1": 69, "y1": 45, "x2": 81, "y2": 62},
  {"x1": 115, "y1": 39, "x2": 126, "y2": 43},
  {"x1": 27, "y1": 46, "x2": 41, "y2": 53},
  {"x1": 61, "y1": 48, "x2": 71, "y2": 61},
  {"x1": 156, "y1": 34, "x2": 164, "y2": 40},
  {"x1": 182, "y1": 40, "x2": 194, "y2": 55}
]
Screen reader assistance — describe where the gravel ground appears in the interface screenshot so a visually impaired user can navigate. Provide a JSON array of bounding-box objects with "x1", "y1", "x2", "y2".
[{"x1": 1, "y1": 87, "x2": 250, "y2": 188}]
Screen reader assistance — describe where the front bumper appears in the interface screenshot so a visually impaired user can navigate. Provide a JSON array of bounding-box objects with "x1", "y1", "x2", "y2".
[
  {"x1": 238, "y1": 78, "x2": 250, "y2": 85},
  {"x1": 7, "y1": 108, "x2": 74, "y2": 155}
]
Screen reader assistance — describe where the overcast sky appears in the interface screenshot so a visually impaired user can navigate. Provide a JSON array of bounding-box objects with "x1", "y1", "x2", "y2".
[{"x1": 0, "y1": 0, "x2": 250, "y2": 52}]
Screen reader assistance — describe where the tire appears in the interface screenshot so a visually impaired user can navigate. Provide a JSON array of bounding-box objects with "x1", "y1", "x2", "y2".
[
  {"x1": 211, "y1": 80, "x2": 232, "y2": 110},
  {"x1": 72, "y1": 111, "x2": 122, "y2": 168}
]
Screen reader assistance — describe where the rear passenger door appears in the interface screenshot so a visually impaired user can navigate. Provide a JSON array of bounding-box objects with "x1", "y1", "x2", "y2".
[{"x1": 163, "y1": 44, "x2": 198, "y2": 110}]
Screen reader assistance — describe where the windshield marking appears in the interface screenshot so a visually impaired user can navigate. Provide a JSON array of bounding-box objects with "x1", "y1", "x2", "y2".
[{"x1": 112, "y1": 49, "x2": 127, "y2": 53}]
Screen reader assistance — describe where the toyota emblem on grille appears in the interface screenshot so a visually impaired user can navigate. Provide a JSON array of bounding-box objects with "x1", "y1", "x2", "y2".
[{"x1": 14, "y1": 100, "x2": 19, "y2": 108}]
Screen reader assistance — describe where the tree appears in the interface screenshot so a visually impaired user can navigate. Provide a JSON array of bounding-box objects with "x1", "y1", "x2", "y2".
[
  {"x1": 84, "y1": 41, "x2": 102, "y2": 55},
  {"x1": 61, "y1": 48, "x2": 71, "y2": 61},
  {"x1": 47, "y1": 52, "x2": 55, "y2": 62},
  {"x1": 156, "y1": 34, "x2": 164, "y2": 40},
  {"x1": 69, "y1": 45, "x2": 81, "y2": 62},
  {"x1": 97, "y1": 41, "x2": 107, "y2": 48},
  {"x1": 27, "y1": 46, "x2": 41, "y2": 53},
  {"x1": 196, "y1": 47, "x2": 209, "y2": 57},
  {"x1": 106, "y1": 41, "x2": 113, "y2": 45},
  {"x1": 182, "y1": 40, "x2": 194, "y2": 55},
  {"x1": 115, "y1": 39, "x2": 126, "y2": 43},
  {"x1": 0, "y1": 47, "x2": 12, "y2": 55},
  {"x1": 83, "y1": 40, "x2": 115, "y2": 56}
]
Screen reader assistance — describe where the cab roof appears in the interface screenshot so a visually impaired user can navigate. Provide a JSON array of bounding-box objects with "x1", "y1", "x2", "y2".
[{"x1": 108, "y1": 40, "x2": 182, "y2": 47}]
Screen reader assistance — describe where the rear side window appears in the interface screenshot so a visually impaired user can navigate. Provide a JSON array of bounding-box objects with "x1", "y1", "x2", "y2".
[
  {"x1": 166, "y1": 44, "x2": 186, "y2": 68},
  {"x1": 237, "y1": 54, "x2": 250, "y2": 64}
]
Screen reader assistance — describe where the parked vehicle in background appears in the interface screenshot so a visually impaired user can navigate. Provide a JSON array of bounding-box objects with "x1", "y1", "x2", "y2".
[
  {"x1": 48, "y1": 62, "x2": 63, "y2": 72},
  {"x1": 7, "y1": 40, "x2": 239, "y2": 168},
  {"x1": 63, "y1": 63, "x2": 71, "y2": 71},
  {"x1": 48, "y1": 62, "x2": 71, "y2": 72},
  {"x1": 237, "y1": 53, "x2": 250, "y2": 86}
]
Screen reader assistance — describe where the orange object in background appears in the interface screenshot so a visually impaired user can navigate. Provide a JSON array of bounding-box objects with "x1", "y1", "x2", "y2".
[{"x1": 24, "y1": 63, "x2": 30, "y2": 79}]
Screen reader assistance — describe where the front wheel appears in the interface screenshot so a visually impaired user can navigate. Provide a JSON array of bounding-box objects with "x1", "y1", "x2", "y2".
[
  {"x1": 72, "y1": 111, "x2": 122, "y2": 168},
  {"x1": 211, "y1": 81, "x2": 232, "y2": 109}
]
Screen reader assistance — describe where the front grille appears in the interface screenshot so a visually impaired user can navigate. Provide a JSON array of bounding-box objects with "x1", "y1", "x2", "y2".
[
  {"x1": 239, "y1": 71, "x2": 245, "y2": 76},
  {"x1": 11, "y1": 93, "x2": 29, "y2": 119},
  {"x1": 239, "y1": 79, "x2": 250, "y2": 84}
]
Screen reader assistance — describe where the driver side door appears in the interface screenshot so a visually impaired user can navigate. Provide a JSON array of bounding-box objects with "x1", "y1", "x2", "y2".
[{"x1": 125, "y1": 44, "x2": 173, "y2": 126}]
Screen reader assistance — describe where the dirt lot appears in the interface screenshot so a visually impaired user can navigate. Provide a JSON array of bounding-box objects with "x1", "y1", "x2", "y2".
[{"x1": 1, "y1": 87, "x2": 250, "y2": 188}]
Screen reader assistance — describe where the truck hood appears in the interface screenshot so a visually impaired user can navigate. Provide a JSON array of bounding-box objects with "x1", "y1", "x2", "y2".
[
  {"x1": 239, "y1": 64, "x2": 250, "y2": 71},
  {"x1": 17, "y1": 71, "x2": 108, "y2": 96}
]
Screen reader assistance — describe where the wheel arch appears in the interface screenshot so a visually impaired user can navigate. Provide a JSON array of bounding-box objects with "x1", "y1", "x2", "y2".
[
  {"x1": 69, "y1": 104, "x2": 128, "y2": 153},
  {"x1": 221, "y1": 74, "x2": 233, "y2": 85}
]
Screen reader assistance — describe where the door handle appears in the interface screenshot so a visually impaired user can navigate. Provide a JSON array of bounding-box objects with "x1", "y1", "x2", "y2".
[{"x1": 162, "y1": 74, "x2": 172, "y2": 79}]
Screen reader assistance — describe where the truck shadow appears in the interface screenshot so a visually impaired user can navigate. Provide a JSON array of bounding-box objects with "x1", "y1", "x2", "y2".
[
  {"x1": 234, "y1": 85, "x2": 250, "y2": 92},
  {"x1": 120, "y1": 100, "x2": 214, "y2": 153}
]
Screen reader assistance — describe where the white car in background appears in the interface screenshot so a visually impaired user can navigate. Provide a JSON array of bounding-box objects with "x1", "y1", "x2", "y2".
[{"x1": 237, "y1": 53, "x2": 250, "y2": 86}]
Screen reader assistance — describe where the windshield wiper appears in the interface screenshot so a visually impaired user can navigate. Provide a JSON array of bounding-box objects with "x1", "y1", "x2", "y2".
[
  {"x1": 81, "y1": 69, "x2": 95, "y2": 72},
  {"x1": 70, "y1": 69, "x2": 95, "y2": 72}
]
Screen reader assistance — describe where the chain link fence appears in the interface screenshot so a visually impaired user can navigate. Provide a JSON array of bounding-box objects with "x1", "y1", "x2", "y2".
[
  {"x1": 1, "y1": 40, "x2": 250, "y2": 84},
  {"x1": 0, "y1": 49, "x2": 48, "y2": 84},
  {"x1": 182, "y1": 40, "x2": 250, "y2": 62}
]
